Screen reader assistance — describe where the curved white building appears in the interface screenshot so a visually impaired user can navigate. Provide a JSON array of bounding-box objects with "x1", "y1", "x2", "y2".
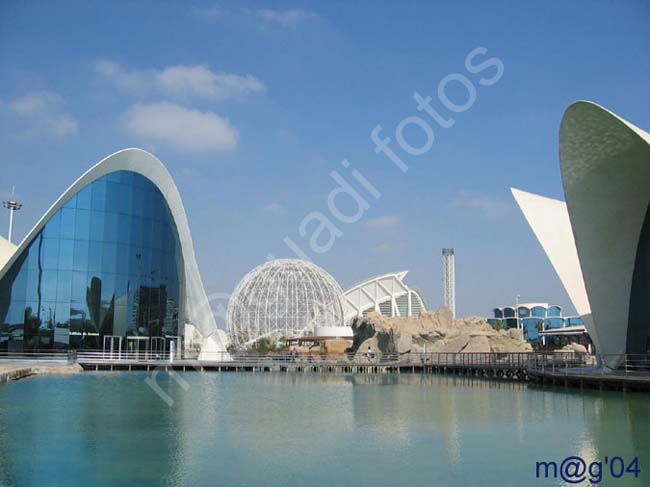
[
  {"x1": 0, "y1": 148, "x2": 224, "y2": 355},
  {"x1": 342, "y1": 271, "x2": 426, "y2": 323},
  {"x1": 513, "y1": 101, "x2": 650, "y2": 364},
  {"x1": 227, "y1": 259, "x2": 345, "y2": 347},
  {"x1": 0, "y1": 236, "x2": 16, "y2": 270}
]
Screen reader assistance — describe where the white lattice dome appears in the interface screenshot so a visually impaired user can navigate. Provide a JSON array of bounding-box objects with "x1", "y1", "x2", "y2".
[{"x1": 227, "y1": 259, "x2": 345, "y2": 347}]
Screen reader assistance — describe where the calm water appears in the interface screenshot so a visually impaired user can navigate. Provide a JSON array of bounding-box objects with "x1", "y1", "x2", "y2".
[{"x1": 0, "y1": 372, "x2": 648, "y2": 487}]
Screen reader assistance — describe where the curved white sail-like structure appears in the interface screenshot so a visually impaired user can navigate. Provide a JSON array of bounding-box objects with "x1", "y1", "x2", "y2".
[
  {"x1": 513, "y1": 101, "x2": 650, "y2": 363},
  {"x1": 0, "y1": 148, "x2": 224, "y2": 354},
  {"x1": 510, "y1": 189, "x2": 596, "y2": 345},
  {"x1": 560, "y1": 101, "x2": 650, "y2": 358},
  {"x1": 0, "y1": 237, "x2": 16, "y2": 270}
]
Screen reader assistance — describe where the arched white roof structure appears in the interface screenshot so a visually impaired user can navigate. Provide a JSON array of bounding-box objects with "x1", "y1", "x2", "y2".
[
  {"x1": 513, "y1": 101, "x2": 650, "y2": 363},
  {"x1": 0, "y1": 148, "x2": 224, "y2": 351},
  {"x1": 494, "y1": 303, "x2": 559, "y2": 313},
  {"x1": 560, "y1": 101, "x2": 650, "y2": 358},
  {"x1": 342, "y1": 271, "x2": 426, "y2": 323},
  {"x1": 0, "y1": 236, "x2": 16, "y2": 270}
]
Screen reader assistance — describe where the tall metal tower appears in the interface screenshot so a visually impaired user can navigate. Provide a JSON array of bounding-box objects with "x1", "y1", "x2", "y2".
[
  {"x1": 3, "y1": 187, "x2": 22, "y2": 244},
  {"x1": 442, "y1": 248, "x2": 456, "y2": 318}
]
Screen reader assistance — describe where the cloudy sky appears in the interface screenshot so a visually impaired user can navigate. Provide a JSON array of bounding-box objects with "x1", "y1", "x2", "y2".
[{"x1": 0, "y1": 0, "x2": 648, "y2": 318}]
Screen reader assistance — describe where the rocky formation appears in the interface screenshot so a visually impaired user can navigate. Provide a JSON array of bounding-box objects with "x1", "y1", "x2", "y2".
[
  {"x1": 291, "y1": 339, "x2": 353, "y2": 356},
  {"x1": 351, "y1": 307, "x2": 532, "y2": 357},
  {"x1": 0, "y1": 363, "x2": 82, "y2": 384},
  {"x1": 555, "y1": 342, "x2": 588, "y2": 355}
]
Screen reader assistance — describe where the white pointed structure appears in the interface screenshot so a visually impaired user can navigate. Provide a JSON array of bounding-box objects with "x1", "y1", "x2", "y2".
[
  {"x1": 513, "y1": 101, "x2": 650, "y2": 364},
  {"x1": 510, "y1": 189, "x2": 595, "y2": 342},
  {"x1": 0, "y1": 148, "x2": 225, "y2": 356},
  {"x1": 0, "y1": 236, "x2": 17, "y2": 271}
]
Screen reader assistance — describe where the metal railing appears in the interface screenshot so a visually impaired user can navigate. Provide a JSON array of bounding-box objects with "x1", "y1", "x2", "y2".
[
  {"x1": 405, "y1": 352, "x2": 535, "y2": 368},
  {"x1": 527, "y1": 354, "x2": 650, "y2": 377},
  {"x1": 196, "y1": 351, "x2": 402, "y2": 366},
  {"x1": 76, "y1": 350, "x2": 180, "y2": 363},
  {"x1": 2, "y1": 349, "x2": 649, "y2": 378}
]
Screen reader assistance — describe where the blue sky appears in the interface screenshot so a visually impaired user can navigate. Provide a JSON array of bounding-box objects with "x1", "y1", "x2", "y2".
[{"x1": 1, "y1": 0, "x2": 648, "y2": 319}]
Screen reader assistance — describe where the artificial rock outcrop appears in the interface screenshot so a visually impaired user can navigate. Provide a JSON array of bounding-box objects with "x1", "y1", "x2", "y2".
[{"x1": 351, "y1": 307, "x2": 532, "y2": 357}]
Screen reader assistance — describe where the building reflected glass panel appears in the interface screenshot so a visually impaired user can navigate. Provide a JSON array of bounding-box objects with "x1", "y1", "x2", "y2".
[{"x1": 0, "y1": 171, "x2": 182, "y2": 351}]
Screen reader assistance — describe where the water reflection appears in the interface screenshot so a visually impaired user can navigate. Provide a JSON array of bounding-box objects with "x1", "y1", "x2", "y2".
[{"x1": 0, "y1": 374, "x2": 648, "y2": 487}]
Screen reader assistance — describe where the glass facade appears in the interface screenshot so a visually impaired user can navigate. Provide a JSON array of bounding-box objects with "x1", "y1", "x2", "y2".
[
  {"x1": 522, "y1": 317, "x2": 544, "y2": 341},
  {"x1": 491, "y1": 304, "x2": 569, "y2": 342},
  {"x1": 565, "y1": 316, "x2": 584, "y2": 327},
  {"x1": 0, "y1": 171, "x2": 183, "y2": 351}
]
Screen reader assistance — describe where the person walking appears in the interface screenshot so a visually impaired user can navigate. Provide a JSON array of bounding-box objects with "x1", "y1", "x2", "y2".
[{"x1": 365, "y1": 346, "x2": 375, "y2": 362}]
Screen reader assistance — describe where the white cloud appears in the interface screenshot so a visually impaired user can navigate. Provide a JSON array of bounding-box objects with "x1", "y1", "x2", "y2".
[
  {"x1": 9, "y1": 92, "x2": 78, "y2": 137},
  {"x1": 121, "y1": 102, "x2": 237, "y2": 152},
  {"x1": 262, "y1": 202, "x2": 285, "y2": 214},
  {"x1": 256, "y1": 9, "x2": 317, "y2": 28},
  {"x1": 366, "y1": 215, "x2": 400, "y2": 230},
  {"x1": 95, "y1": 60, "x2": 265, "y2": 101},
  {"x1": 94, "y1": 60, "x2": 149, "y2": 93},
  {"x1": 451, "y1": 192, "x2": 513, "y2": 218},
  {"x1": 159, "y1": 65, "x2": 264, "y2": 100},
  {"x1": 7, "y1": 91, "x2": 78, "y2": 138}
]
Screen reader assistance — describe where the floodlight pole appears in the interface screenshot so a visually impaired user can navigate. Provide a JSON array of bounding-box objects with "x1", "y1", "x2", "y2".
[
  {"x1": 3, "y1": 190, "x2": 22, "y2": 244},
  {"x1": 515, "y1": 294, "x2": 521, "y2": 330}
]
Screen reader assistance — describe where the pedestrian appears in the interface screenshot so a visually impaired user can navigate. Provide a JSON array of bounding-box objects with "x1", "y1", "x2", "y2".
[{"x1": 365, "y1": 346, "x2": 374, "y2": 362}]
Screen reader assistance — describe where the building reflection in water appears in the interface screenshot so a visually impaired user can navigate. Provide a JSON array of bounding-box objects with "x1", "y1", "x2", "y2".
[{"x1": 1, "y1": 374, "x2": 649, "y2": 486}]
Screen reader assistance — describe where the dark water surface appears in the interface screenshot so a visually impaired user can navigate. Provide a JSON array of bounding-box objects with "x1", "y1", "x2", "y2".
[{"x1": 0, "y1": 372, "x2": 648, "y2": 486}]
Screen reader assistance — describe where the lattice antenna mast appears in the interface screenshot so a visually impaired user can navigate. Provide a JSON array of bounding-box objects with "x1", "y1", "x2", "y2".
[{"x1": 442, "y1": 248, "x2": 456, "y2": 319}]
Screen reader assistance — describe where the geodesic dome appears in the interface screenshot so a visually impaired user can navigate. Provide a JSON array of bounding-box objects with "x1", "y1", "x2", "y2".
[{"x1": 227, "y1": 259, "x2": 345, "y2": 347}]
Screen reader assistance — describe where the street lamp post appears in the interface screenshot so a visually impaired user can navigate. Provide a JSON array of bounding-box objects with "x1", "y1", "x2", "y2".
[
  {"x1": 2, "y1": 196, "x2": 22, "y2": 244},
  {"x1": 515, "y1": 294, "x2": 521, "y2": 331}
]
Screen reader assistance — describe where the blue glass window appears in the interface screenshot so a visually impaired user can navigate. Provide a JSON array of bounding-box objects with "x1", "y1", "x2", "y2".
[
  {"x1": 0, "y1": 170, "x2": 183, "y2": 351},
  {"x1": 522, "y1": 318, "x2": 544, "y2": 341},
  {"x1": 545, "y1": 317, "x2": 564, "y2": 329},
  {"x1": 531, "y1": 306, "x2": 546, "y2": 318},
  {"x1": 547, "y1": 306, "x2": 562, "y2": 317}
]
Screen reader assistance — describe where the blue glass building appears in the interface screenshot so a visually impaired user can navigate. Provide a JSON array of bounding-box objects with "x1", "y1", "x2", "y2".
[
  {"x1": 489, "y1": 303, "x2": 583, "y2": 342},
  {"x1": 0, "y1": 149, "x2": 225, "y2": 354}
]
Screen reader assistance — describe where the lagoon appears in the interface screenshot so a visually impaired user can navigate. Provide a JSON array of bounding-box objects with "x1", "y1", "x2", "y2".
[{"x1": 0, "y1": 372, "x2": 648, "y2": 486}]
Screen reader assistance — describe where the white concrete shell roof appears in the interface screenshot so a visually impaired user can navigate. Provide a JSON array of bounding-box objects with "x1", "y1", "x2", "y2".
[
  {"x1": 342, "y1": 271, "x2": 426, "y2": 322},
  {"x1": 0, "y1": 236, "x2": 17, "y2": 270},
  {"x1": 510, "y1": 189, "x2": 592, "y2": 318},
  {"x1": 512, "y1": 101, "x2": 650, "y2": 360},
  {"x1": 0, "y1": 148, "x2": 223, "y2": 349},
  {"x1": 560, "y1": 101, "x2": 650, "y2": 357}
]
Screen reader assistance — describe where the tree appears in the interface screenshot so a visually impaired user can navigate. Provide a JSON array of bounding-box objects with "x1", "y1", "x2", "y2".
[
  {"x1": 492, "y1": 319, "x2": 507, "y2": 331},
  {"x1": 254, "y1": 337, "x2": 278, "y2": 353}
]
